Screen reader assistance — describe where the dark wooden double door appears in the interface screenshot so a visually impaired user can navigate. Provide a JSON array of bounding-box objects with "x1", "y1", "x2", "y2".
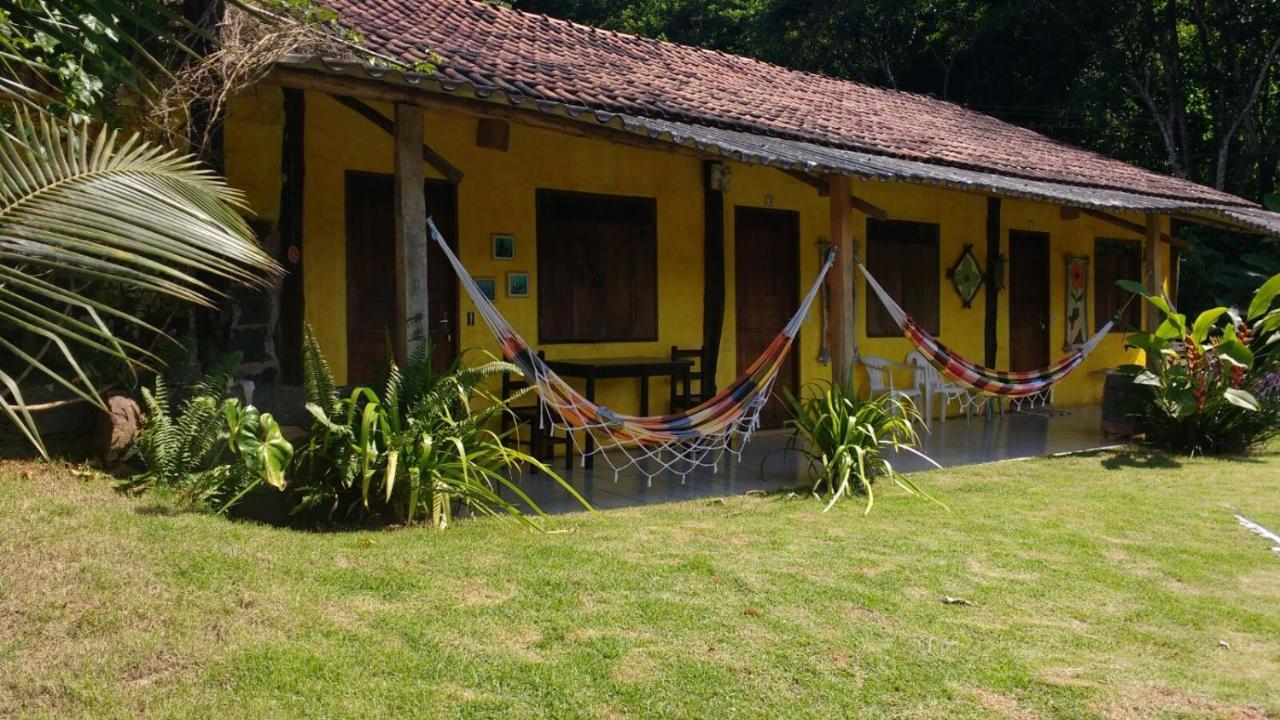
[
  {"x1": 1008, "y1": 230, "x2": 1050, "y2": 372},
  {"x1": 344, "y1": 172, "x2": 458, "y2": 384},
  {"x1": 735, "y1": 207, "x2": 800, "y2": 429}
]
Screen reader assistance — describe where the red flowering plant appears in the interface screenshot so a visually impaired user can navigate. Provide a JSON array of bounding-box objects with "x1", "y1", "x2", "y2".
[{"x1": 1118, "y1": 273, "x2": 1280, "y2": 455}]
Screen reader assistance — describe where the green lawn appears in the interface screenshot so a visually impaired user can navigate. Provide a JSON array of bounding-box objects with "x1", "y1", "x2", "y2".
[{"x1": 2, "y1": 447, "x2": 1279, "y2": 719}]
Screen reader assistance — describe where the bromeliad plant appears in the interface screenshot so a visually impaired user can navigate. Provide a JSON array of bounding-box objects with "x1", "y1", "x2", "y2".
[
  {"x1": 784, "y1": 380, "x2": 944, "y2": 514},
  {"x1": 292, "y1": 326, "x2": 590, "y2": 528},
  {"x1": 1119, "y1": 274, "x2": 1280, "y2": 455}
]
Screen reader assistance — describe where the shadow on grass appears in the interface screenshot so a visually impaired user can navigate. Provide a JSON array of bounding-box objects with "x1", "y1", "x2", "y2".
[
  {"x1": 133, "y1": 503, "x2": 183, "y2": 517},
  {"x1": 1100, "y1": 450, "x2": 1183, "y2": 471},
  {"x1": 1085, "y1": 444, "x2": 1275, "y2": 471}
]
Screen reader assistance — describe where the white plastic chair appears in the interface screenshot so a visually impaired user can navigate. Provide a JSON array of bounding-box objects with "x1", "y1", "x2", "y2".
[
  {"x1": 860, "y1": 356, "x2": 925, "y2": 425},
  {"x1": 906, "y1": 350, "x2": 971, "y2": 423}
]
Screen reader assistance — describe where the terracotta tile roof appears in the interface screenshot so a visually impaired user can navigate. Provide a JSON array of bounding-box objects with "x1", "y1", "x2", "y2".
[{"x1": 321, "y1": 0, "x2": 1252, "y2": 207}]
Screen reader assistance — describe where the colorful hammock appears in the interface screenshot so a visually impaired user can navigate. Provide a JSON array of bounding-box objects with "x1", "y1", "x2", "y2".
[
  {"x1": 428, "y1": 218, "x2": 835, "y2": 479},
  {"x1": 856, "y1": 257, "x2": 1114, "y2": 400}
]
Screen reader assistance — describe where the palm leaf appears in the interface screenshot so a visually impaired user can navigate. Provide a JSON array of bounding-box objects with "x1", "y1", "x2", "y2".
[{"x1": 0, "y1": 105, "x2": 281, "y2": 457}]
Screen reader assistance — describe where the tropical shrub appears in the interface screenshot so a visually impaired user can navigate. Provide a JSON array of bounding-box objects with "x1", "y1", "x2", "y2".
[
  {"x1": 291, "y1": 326, "x2": 589, "y2": 528},
  {"x1": 126, "y1": 354, "x2": 292, "y2": 513},
  {"x1": 1121, "y1": 274, "x2": 1280, "y2": 455},
  {"x1": 784, "y1": 380, "x2": 943, "y2": 513}
]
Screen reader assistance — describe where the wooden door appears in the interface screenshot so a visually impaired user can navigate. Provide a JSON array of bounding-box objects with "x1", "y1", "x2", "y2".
[
  {"x1": 1008, "y1": 230, "x2": 1050, "y2": 371},
  {"x1": 345, "y1": 172, "x2": 458, "y2": 385},
  {"x1": 735, "y1": 207, "x2": 800, "y2": 429},
  {"x1": 423, "y1": 181, "x2": 460, "y2": 372}
]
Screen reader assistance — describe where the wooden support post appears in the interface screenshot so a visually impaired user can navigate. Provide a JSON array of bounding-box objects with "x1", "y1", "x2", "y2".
[
  {"x1": 1144, "y1": 212, "x2": 1161, "y2": 332},
  {"x1": 701, "y1": 161, "x2": 726, "y2": 399},
  {"x1": 277, "y1": 88, "x2": 306, "y2": 383},
  {"x1": 827, "y1": 174, "x2": 857, "y2": 385},
  {"x1": 394, "y1": 104, "x2": 429, "y2": 362},
  {"x1": 984, "y1": 197, "x2": 1001, "y2": 368}
]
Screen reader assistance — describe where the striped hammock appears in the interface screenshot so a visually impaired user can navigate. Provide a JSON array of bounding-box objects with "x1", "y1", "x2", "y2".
[
  {"x1": 857, "y1": 258, "x2": 1114, "y2": 399},
  {"x1": 429, "y1": 219, "x2": 835, "y2": 479}
]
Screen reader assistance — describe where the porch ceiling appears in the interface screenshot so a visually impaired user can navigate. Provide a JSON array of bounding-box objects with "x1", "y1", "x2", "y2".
[{"x1": 273, "y1": 55, "x2": 1280, "y2": 239}]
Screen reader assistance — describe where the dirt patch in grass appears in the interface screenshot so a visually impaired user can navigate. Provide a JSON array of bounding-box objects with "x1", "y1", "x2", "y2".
[
  {"x1": 1100, "y1": 684, "x2": 1271, "y2": 719},
  {"x1": 970, "y1": 688, "x2": 1042, "y2": 719}
]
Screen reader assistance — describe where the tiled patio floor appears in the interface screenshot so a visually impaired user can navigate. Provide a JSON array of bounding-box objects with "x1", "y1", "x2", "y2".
[{"x1": 506, "y1": 405, "x2": 1120, "y2": 514}]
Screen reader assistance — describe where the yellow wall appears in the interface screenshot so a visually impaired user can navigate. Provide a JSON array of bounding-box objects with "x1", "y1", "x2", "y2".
[{"x1": 223, "y1": 85, "x2": 1173, "y2": 414}]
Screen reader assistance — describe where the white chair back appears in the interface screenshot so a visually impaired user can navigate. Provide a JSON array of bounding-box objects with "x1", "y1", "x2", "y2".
[
  {"x1": 860, "y1": 356, "x2": 895, "y2": 394},
  {"x1": 905, "y1": 351, "x2": 941, "y2": 388}
]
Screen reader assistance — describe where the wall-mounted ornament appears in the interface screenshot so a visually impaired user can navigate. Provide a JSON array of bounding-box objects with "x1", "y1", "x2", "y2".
[
  {"x1": 947, "y1": 244, "x2": 984, "y2": 308},
  {"x1": 1064, "y1": 254, "x2": 1089, "y2": 349}
]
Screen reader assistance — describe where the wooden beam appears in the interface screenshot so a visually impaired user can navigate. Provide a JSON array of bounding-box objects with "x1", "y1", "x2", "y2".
[
  {"x1": 276, "y1": 87, "x2": 305, "y2": 384},
  {"x1": 1143, "y1": 212, "x2": 1162, "y2": 333},
  {"x1": 393, "y1": 103, "x2": 429, "y2": 361},
  {"x1": 984, "y1": 197, "x2": 1001, "y2": 368},
  {"x1": 700, "y1": 161, "x2": 726, "y2": 399},
  {"x1": 1079, "y1": 208, "x2": 1189, "y2": 249},
  {"x1": 849, "y1": 193, "x2": 888, "y2": 220},
  {"x1": 331, "y1": 94, "x2": 463, "y2": 184},
  {"x1": 780, "y1": 168, "x2": 888, "y2": 220},
  {"x1": 827, "y1": 174, "x2": 857, "y2": 384},
  {"x1": 782, "y1": 168, "x2": 829, "y2": 196}
]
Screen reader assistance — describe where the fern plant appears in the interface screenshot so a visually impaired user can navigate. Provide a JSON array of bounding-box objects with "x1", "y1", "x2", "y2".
[{"x1": 127, "y1": 353, "x2": 292, "y2": 513}]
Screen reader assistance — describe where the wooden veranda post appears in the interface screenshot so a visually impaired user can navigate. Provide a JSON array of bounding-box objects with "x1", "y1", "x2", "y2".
[
  {"x1": 394, "y1": 104, "x2": 429, "y2": 362},
  {"x1": 826, "y1": 174, "x2": 857, "y2": 385},
  {"x1": 1144, "y1": 212, "x2": 1162, "y2": 332}
]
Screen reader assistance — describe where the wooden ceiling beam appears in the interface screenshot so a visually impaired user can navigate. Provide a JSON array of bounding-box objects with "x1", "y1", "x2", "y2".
[
  {"x1": 1061, "y1": 205, "x2": 1190, "y2": 249},
  {"x1": 849, "y1": 193, "x2": 888, "y2": 220},
  {"x1": 331, "y1": 94, "x2": 463, "y2": 183},
  {"x1": 780, "y1": 168, "x2": 887, "y2": 218}
]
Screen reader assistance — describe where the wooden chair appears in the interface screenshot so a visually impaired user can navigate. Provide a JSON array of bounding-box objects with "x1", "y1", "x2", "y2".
[
  {"x1": 670, "y1": 345, "x2": 705, "y2": 412},
  {"x1": 500, "y1": 351, "x2": 574, "y2": 471}
]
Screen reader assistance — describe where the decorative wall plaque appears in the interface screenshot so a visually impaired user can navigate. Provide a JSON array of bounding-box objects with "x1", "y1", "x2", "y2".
[{"x1": 947, "y1": 244, "x2": 984, "y2": 308}]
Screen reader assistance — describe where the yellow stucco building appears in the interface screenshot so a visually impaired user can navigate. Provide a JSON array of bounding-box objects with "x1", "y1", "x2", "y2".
[{"x1": 216, "y1": 0, "x2": 1275, "y2": 425}]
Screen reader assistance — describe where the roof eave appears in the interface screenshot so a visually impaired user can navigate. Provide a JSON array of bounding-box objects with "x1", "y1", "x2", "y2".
[{"x1": 269, "y1": 54, "x2": 1280, "y2": 238}]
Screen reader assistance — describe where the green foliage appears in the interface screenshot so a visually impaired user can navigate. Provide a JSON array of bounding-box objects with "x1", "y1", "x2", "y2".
[
  {"x1": 0, "y1": 102, "x2": 280, "y2": 458},
  {"x1": 127, "y1": 353, "x2": 293, "y2": 513},
  {"x1": 1122, "y1": 274, "x2": 1280, "y2": 455},
  {"x1": 783, "y1": 380, "x2": 943, "y2": 514},
  {"x1": 0, "y1": 0, "x2": 198, "y2": 116},
  {"x1": 292, "y1": 327, "x2": 588, "y2": 528}
]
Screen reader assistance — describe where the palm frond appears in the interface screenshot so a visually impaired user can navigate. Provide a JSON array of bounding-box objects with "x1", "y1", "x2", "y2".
[{"x1": 0, "y1": 105, "x2": 280, "y2": 457}]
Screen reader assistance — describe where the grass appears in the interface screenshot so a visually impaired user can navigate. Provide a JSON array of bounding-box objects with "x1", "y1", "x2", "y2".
[{"x1": 1, "y1": 447, "x2": 1279, "y2": 718}]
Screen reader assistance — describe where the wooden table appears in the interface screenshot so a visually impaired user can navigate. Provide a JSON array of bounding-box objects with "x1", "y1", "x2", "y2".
[{"x1": 544, "y1": 356, "x2": 694, "y2": 468}]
